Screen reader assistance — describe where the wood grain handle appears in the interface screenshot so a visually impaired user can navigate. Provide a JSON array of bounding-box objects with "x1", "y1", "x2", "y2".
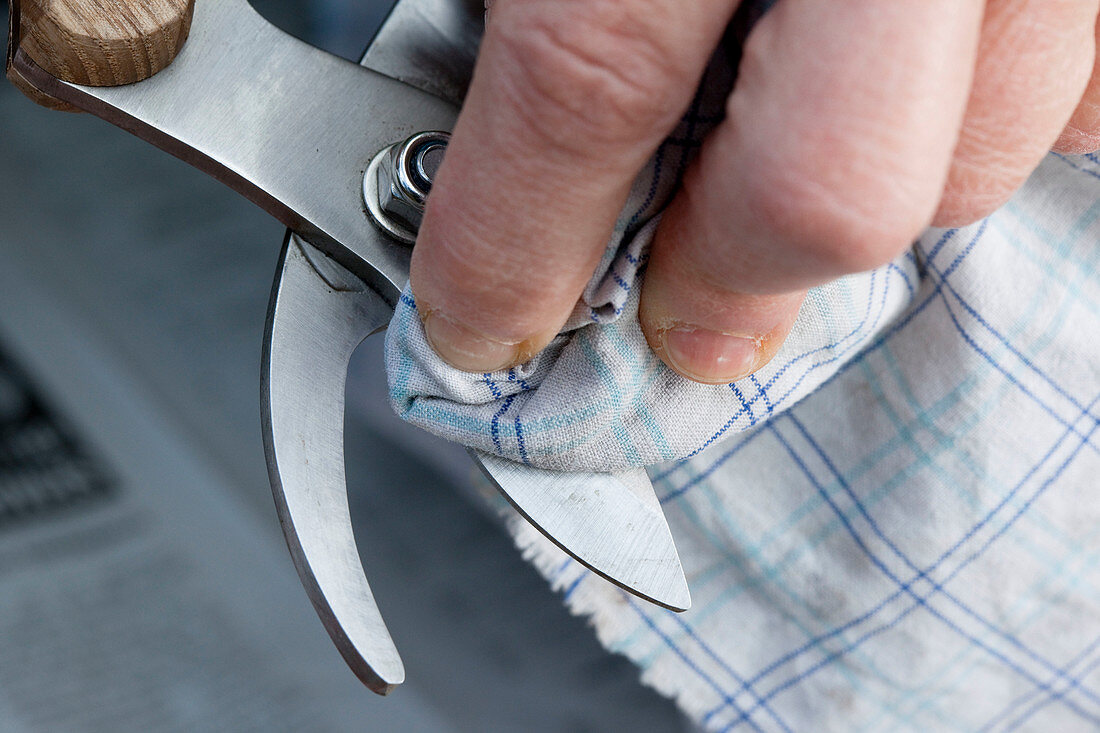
[{"x1": 14, "y1": 0, "x2": 194, "y2": 87}]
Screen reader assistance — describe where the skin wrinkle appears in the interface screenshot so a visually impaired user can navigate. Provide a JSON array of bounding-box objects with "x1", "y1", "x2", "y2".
[
  {"x1": 492, "y1": 1, "x2": 711, "y2": 154},
  {"x1": 416, "y1": 156, "x2": 604, "y2": 331},
  {"x1": 671, "y1": 122, "x2": 944, "y2": 295},
  {"x1": 465, "y1": 64, "x2": 639, "y2": 213},
  {"x1": 780, "y1": 108, "x2": 951, "y2": 230},
  {"x1": 415, "y1": 61, "x2": 632, "y2": 337},
  {"x1": 1055, "y1": 16, "x2": 1100, "y2": 153},
  {"x1": 755, "y1": 172, "x2": 927, "y2": 277},
  {"x1": 426, "y1": 158, "x2": 617, "y2": 274},
  {"x1": 935, "y1": 0, "x2": 1099, "y2": 225},
  {"x1": 1057, "y1": 125, "x2": 1100, "y2": 154},
  {"x1": 655, "y1": 241, "x2": 801, "y2": 325},
  {"x1": 414, "y1": 223, "x2": 598, "y2": 338}
]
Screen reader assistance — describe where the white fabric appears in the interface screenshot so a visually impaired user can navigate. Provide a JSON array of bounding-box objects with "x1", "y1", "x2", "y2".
[{"x1": 496, "y1": 152, "x2": 1100, "y2": 731}]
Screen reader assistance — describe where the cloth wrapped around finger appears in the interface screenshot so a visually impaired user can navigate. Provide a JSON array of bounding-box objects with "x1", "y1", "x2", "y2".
[{"x1": 384, "y1": 54, "x2": 917, "y2": 472}]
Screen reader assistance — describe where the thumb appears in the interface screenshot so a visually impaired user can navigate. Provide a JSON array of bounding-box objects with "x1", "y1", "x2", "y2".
[{"x1": 409, "y1": 0, "x2": 737, "y2": 372}]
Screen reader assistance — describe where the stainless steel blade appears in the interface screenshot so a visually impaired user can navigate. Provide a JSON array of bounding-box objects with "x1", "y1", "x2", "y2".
[
  {"x1": 10, "y1": 0, "x2": 457, "y2": 300},
  {"x1": 475, "y1": 452, "x2": 691, "y2": 611},
  {"x1": 264, "y1": 233, "x2": 690, "y2": 699},
  {"x1": 362, "y1": 0, "x2": 484, "y2": 106},
  {"x1": 13, "y1": 0, "x2": 692, "y2": 686},
  {"x1": 262, "y1": 234, "x2": 402, "y2": 695}
]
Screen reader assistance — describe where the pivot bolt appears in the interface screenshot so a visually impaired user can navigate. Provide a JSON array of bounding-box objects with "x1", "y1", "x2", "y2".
[{"x1": 364, "y1": 131, "x2": 450, "y2": 244}]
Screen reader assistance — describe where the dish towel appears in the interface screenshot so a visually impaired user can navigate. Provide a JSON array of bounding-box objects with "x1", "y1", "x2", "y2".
[{"x1": 384, "y1": 62, "x2": 1100, "y2": 733}]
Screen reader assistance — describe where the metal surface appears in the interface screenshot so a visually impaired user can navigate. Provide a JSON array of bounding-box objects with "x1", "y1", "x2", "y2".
[
  {"x1": 367, "y1": 130, "x2": 449, "y2": 239},
  {"x1": 10, "y1": 0, "x2": 457, "y2": 301},
  {"x1": 262, "y1": 234, "x2": 403, "y2": 694},
  {"x1": 412, "y1": 137, "x2": 447, "y2": 186},
  {"x1": 363, "y1": 147, "x2": 417, "y2": 245},
  {"x1": 363, "y1": 0, "x2": 484, "y2": 106},
  {"x1": 475, "y1": 452, "x2": 691, "y2": 612},
  {"x1": 9, "y1": 0, "x2": 692, "y2": 693}
]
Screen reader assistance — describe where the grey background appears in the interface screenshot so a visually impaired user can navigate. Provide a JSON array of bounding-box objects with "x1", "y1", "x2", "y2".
[{"x1": 0, "y1": 1, "x2": 688, "y2": 730}]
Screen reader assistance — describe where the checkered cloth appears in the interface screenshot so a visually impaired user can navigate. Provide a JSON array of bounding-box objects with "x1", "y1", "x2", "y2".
[
  {"x1": 493, "y1": 151, "x2": 1100, "y2": 731},
  {"x1": 384, "y1": 57, "x2": 1100, "y2": 733}
]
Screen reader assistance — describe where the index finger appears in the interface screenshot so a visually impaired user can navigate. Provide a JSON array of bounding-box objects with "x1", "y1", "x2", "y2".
[{"x1": 409, "y1": 0, "x2": 738, "y2": 371}]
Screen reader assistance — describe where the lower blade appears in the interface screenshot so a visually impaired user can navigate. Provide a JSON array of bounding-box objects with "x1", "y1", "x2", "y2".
[
  {"x1": 262, "y1": 234, "x2": 402, "y2": 694},
  {"x1": 474, "y1": 452, "x2": 691, "y2": 612}
]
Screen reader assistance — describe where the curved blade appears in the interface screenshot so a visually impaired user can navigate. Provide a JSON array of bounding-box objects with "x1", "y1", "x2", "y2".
[
  {"x1": 262, "y1": 234, "x2": 402, "y2": 695},
  {"x1": 474, "y1": 453, "x2": 691, "y2": 612}
]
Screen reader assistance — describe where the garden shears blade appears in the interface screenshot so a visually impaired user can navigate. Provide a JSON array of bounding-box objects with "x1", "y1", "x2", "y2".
[{"x1": 8, "y1": 0, "x2": 690, "y2": 695}]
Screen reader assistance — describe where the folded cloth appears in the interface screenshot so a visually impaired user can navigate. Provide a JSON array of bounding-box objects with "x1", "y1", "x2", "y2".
[
  {"x1": 499, "y1": 152, "x2": 1100, "y2": 731},
  {"x1": 384, "y1": 55, "x2": 919, "y2": 472}
]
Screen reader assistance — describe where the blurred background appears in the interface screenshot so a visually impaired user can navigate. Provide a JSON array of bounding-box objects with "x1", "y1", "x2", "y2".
[{"x1": 0, "y1": 1, "x2": 689, "y2": 730}]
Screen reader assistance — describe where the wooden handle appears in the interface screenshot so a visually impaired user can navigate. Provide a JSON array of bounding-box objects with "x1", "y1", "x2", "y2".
[{"x1": 16, "y1": 0, "x2": 194, "y2": 86}]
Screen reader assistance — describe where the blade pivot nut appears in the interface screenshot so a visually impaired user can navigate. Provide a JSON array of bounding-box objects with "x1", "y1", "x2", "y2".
[{"x1": 364, "y1": 130, "x2": 449, "y2": 244}]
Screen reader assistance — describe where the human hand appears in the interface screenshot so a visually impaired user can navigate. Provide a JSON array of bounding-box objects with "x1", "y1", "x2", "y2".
[{"x1": 409, "y1": 0, "x2": 1100, "y2": 384}]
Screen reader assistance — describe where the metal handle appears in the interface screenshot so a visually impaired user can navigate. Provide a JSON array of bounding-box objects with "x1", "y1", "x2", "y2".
[{"x1": 7, "y1": 0, "x2": 458, "y2": 299}]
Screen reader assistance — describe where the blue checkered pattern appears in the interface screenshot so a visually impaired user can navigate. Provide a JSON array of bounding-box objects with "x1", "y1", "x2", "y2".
[{"x1": 503, "y1": 152, "x2": 1100, "y2": 730}]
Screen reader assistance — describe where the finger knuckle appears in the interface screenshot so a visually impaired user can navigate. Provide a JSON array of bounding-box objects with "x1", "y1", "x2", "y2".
[
  {"x1": 748, "y1": 166, "x2": 926, "y2": 276},
  {"x1": 494, "y1": 2, "x2": 683, "y2": 152}
]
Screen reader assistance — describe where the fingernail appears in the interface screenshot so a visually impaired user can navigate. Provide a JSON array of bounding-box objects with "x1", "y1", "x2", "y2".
[
  {"x1": 422, "y1": 310, "x2": 519, "y2": 372},
  {"x1": 660, "y1": 327, "x2": 759, "y2": 384}
]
